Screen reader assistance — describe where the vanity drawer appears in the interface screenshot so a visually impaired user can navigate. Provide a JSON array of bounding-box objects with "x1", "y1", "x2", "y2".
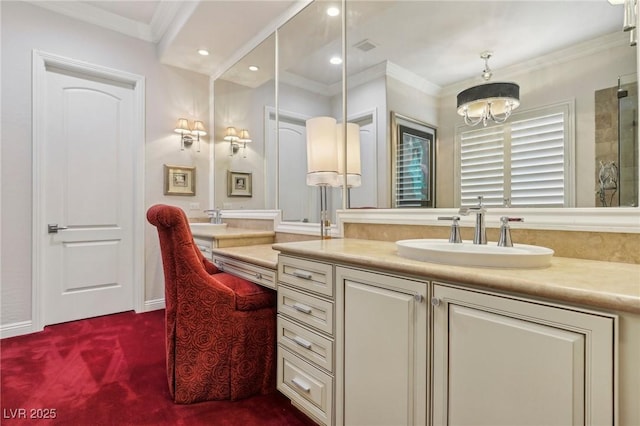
[
  {"x1": 278, "y1": 347, "x2": 333, "y2": 426},
  {"x1": 279, "y1": 255, "x2": 333, "y2": 298},
  {"x1": 278, "y1": 315, "x2": 334, "y2": 372},
  {"x1": 194, "y1": 237, "x2": 213, "y2": 260},
  {"x1": 212, "y1": 255, "x2": 276, "y2": 289},
  {"x1": 278, "y1": 285, "x2": 334, "y2": 335}
]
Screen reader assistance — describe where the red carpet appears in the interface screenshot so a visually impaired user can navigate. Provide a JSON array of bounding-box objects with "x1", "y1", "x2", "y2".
[{"x1": 1, "y1": 310, "x2": 315, "y2": 425}]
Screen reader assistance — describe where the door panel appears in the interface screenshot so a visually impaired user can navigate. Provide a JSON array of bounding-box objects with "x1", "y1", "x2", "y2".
[{"x1": 42, "y1": 68, "x2": 135, "y2": 325}]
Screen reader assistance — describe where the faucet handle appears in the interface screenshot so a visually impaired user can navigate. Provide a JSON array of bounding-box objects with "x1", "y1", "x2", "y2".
[
  {"x1": 498, "y1": 216, "x2": 524, "y2": 247},
  {"x1": 438, "y1": 216, "x2": 462, "y2": 243}
]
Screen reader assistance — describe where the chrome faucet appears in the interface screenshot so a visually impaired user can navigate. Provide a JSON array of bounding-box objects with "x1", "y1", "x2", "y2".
[
  {"x1": 459, "y1": 196, "x2": 487, "y2": 245},
  {"x1": 498, "y1": 216, "x2": 524, "y2": 247},
  {"x1": 204, "y1": 209, "x2": 222, "y2": 224},
  {"x1": 437, "y1": 216, "x2": 462, "y2": 243}
]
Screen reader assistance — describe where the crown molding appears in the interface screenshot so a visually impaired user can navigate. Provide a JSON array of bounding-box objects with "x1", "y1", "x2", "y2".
[
  {"x1": 439, "y1": 31, "x2": 630, "y2": 97},
  {"x1": 386, "y1": 61, "x2": 442, "y2": 97},
  {"x1": 26, "y1": 1, "x2": 158, "y2": 42},
  {"x1": 150, "y1": 1, "x2": 183, "y2": 43}
]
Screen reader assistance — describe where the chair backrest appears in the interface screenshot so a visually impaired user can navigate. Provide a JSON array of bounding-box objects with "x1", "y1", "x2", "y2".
[{"x1": 147, "y1": 204, "x2": 217, "y2": 304}]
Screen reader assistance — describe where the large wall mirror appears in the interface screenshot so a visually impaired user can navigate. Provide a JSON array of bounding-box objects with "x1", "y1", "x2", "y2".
[
  {"x1": 345, "y1": 1, "x2": 638, "y2": 209},
  {"x1": 214, "y1": 34, "x2": 276, "y2": 210},
  {"x1": 214, "y1": 1, "x2": 639, "y2": 226},
  {"x1": 275, "y1": 1, "x2": 343, "y2": 224}
]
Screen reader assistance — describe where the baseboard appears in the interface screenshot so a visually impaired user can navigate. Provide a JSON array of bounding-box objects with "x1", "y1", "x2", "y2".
[
  {"x1": 143, "y1": 298, "x2": 165, "y2": 312},
  {"x1": 1, "y1": 301, "x2": 165, "y2": 339},
  {"x1": 0, "y1": 320, "x2": 34, "y2": 339}
]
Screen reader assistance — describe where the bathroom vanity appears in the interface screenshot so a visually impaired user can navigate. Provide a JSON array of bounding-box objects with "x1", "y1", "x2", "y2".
[{"x1": 271, "y1": 238, "x2": 640, "y2": 426}]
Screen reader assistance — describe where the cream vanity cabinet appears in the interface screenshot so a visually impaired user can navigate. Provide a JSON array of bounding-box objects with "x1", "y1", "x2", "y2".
[
  {"x1": 211, "y1": 254, "x2": 276, "y2": 289},
  {"x1": 431, "y1": 282, "x2": 616, "y2": 426},
  {"x1": 276, "y1": 255, "x2": 428, "y2": 426},
  {"x1": 277, "y1": 255, "x2": 335, "y2": 425},
  {"x1": 335, "y1": 267, "x2": 428, "y2": 426}
]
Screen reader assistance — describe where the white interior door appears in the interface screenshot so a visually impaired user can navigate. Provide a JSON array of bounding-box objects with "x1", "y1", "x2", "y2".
[
  {"x1": 278, "y1": 117, "x2": 319, "y2": 223},
  {"x1": 39, "y1": 65, "x2": 136, "y2": 326}
]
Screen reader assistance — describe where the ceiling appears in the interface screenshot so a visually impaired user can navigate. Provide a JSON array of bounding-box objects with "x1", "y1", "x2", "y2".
[
  {"x1": 27, "y1": 0, "x2": 301, "y2": 77},
  {"x1": 26, "y1": 1, "x2": 628, "y2": 90}
]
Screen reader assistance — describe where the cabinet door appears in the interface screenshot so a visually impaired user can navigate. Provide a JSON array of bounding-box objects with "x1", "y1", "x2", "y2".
[
  {"x1": 336, "y1": 267, "x2": 428, "y2": 426},
  {"x1": 432, "y1": 283, "x2": 616, "y2": 426}
]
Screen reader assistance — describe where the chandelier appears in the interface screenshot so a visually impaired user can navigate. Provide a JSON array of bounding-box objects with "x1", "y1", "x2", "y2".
[{"x1": 457, "y1": 52, "x2": 520, "y2": 126}]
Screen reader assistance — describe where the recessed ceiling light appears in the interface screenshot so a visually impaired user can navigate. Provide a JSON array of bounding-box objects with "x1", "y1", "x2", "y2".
[
  {"x1": 197, "y1": 49, "x2": 209, "y2": 56},
  {"x1": 327, "y1": 6, "x2": 340, "y2": 16},
  {"x1": 249, "y1": 65, "x2": 259, "y2": 72},
  {"x1": 330, "y1": 56, "x2": 343, "y2": 65}
]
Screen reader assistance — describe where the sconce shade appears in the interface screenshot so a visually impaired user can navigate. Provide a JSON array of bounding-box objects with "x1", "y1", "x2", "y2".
[
  {"x1": 174, "y1": 118, "x2": 191, "y2": 135},
  {"x1": 306, "y1": 116, "x2": 339, "y2": 186},
  {"x1": 337, "y1": 122, "x2": 362, "y2": 188},
  {"x1": 224, "y1": 126, "x2": 239, "y2": 141},
  {"x1": 191, "y1": 120, "x2": 207, "y2": 136},
  {"x1": 239, "y1": 129, "x2": 252, "y2": 143}
]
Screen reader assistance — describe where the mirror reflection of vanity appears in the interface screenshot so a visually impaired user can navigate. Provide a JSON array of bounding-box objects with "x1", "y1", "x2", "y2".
[{"x1": 213, "y1": 1, "x2": 639, "y2": 231}]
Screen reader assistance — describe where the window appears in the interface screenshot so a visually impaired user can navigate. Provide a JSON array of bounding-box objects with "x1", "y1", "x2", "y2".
[{"x1": 456, "y1": 102, "x2": 573, "y2": 207}]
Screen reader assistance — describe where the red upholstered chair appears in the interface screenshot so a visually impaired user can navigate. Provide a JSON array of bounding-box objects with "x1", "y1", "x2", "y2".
[{"x1": 147, "y1": 204, "x2": 276, "y2": 404}]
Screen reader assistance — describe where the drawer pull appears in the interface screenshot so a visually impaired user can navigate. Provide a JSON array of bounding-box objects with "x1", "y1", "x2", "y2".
[
  {"x1": 292, "y1": 270, "x2": 313, "y2": 280},
  {"x1": 197, "y1": 245, "x2": 211, "y2": 253},
  {"x1": 292, "y1": 303, "x2": 312, "y2": 314},
  {"x1": 291, "y1": 377, "x2": 311, "y2": 393},
  {"x1": 255, "y1": 272, "x2": 262, "y2": 280},
  {"x1": 293, "y1": 336, "x2": 312, "y2": 349}
]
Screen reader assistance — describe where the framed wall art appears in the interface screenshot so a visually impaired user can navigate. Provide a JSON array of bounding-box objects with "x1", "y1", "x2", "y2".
[
  {"x1": 390, "y1": 111, "x2": 436, "y2": 208},
  {"x1": 227, "y1": 171, "x2": 252, "y2": 197},
  {"x1": 164, "y1": 164, "x2": 196, "y2": 196}
]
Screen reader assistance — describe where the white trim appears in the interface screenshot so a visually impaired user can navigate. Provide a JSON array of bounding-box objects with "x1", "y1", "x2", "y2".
[
  {"x1": 276, "y1": 221, "x2": 339, "y2": 238},
  {"x1": 0, "y1": 321, "x2": 34, "y2": 339},
  {"x1": 440, "y1": 32, "x2": 628, "y2": 98},
  {"x1": 24, "y1": 1, "x2": 173, "y2": 43},
  {"x1": 31, "y1": 50, "x2": 146, "y2": 332},
  {"x1": 337, "y1": 208, "x2": 640, "y2": 234},
  {"x1": 144, "y1": 298, "x2": 166, "y2": 312},
  {"x1": 220, "y1": 209, "x2": 280, "y2": 220}
]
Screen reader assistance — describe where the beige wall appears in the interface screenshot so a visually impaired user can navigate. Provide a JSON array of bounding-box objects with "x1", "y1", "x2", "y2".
[{"x1": 344, "y1": 223, "x2": 640, "y2": 264}]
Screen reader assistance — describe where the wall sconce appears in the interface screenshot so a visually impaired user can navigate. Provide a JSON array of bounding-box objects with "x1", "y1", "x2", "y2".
[
  {"x1": 225, "y1": 126, "x2": 252, "y2": 157},
  {"x1": 174, "y1": 118, "x2": 206, "y2": 152}
]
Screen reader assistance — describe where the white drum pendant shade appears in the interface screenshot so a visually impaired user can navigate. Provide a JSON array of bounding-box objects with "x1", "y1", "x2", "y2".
[
  {"x1": 337, "y1": 122, "x2": 362, "y2": 188},
  {"x1": 306, "y1": 116, "x2": 339, "y2": 186}
]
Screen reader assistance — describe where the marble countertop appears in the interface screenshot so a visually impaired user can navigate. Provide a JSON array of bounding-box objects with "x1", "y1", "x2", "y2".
[
  {"x1": 272, "y1": 238, "x2": 640, "y2": 314},
  {"x1": 210, "y1": 244, "x2": 279, "y2": 270}
]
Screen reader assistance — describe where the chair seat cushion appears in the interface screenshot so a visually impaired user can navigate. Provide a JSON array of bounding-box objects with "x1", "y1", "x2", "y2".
[{"x1": 213, "y1": 273, "x2": 275, "y2": 311}]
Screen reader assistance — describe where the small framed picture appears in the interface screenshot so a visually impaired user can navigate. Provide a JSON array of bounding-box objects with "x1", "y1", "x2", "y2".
[
  {"x1": 227, "y1": 171, "x2": 252, "y2": 197},
  {"x1": 164, "y1": 165, "x2": 196, "y2": 196}
]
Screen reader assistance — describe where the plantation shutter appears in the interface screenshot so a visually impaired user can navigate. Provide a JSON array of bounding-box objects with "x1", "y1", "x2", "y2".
[
  {"x1": 459, "y1": 126, "x2": 505, "y2": 207},
  {"x1": 458, "y1": 104, "x2": 569, "y2": 207},
  {"x1": 510, "y1": 113, "x2": 565, "y2": 206}
]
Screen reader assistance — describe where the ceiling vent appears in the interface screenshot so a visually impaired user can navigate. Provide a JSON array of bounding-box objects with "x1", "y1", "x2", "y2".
[{"x1": 353, "y1": 39, "x2": 377, "y2": 52}]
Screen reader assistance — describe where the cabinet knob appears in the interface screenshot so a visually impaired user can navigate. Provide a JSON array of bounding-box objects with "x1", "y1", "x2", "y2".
[
  {"x1": 414, "y1": 294, "x2": 424, "y2": 303},
  {"x1": 431, "y1": 297, "x2": 441, "y2": 307}
]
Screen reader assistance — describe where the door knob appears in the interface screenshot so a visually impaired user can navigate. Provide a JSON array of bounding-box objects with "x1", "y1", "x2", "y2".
[{"x1": 47, "y1": 224, "x2": 68, "y2": 234}]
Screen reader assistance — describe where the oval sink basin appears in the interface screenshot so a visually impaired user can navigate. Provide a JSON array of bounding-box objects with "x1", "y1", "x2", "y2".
[
  {"x1": 396, "y1": 239, "x2": 554, "y2": 269},
  {"x1": 190, "y1": 223, "x2": 228, "y2": 231}
]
